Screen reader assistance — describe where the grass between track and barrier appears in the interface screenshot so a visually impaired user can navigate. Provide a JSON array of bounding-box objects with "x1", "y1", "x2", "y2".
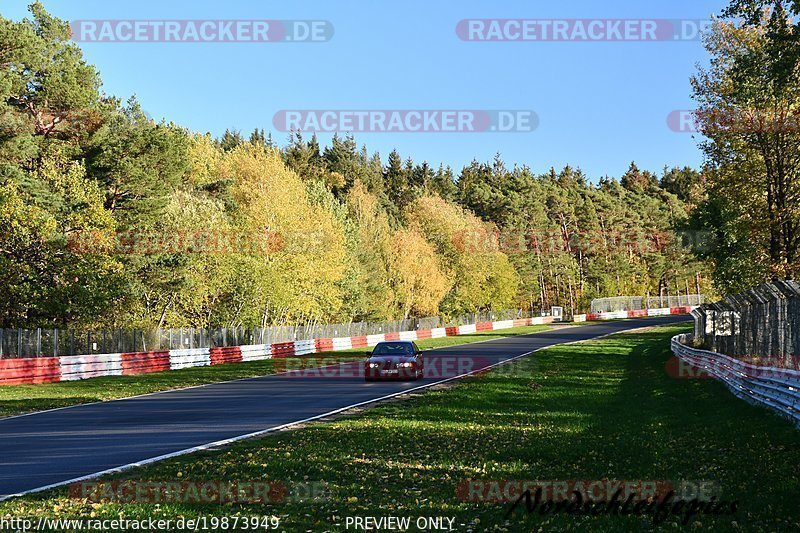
[
  {"x1": 3, "y1": 324, "x2": 798, "y2": 531},
  {"x1": 0, "y1": 324, "x2": 551, "y2": 418}
]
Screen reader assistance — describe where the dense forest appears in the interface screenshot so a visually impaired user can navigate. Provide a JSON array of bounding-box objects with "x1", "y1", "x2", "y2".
[{"x1": 0, "y1": 3, "x2": 715, "y2": 329}]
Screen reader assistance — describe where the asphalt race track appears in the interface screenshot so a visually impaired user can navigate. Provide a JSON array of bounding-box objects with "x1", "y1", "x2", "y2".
[{"x1": 0, "y1": 316, "x2": 689, "y2": 498}]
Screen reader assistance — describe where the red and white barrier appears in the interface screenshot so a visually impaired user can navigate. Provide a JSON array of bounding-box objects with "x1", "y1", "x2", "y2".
[
  {"x1": 240, "y1": 344, "x2": 271, "y2": 361},
  {"x1": 270, "y1": 342, "x2": 296, "y2": 358},
  {"x1": 294, "y1": 339, "x2": 316, "y2": 356},
  {"x1": 586, "y1": 306, "x2": 697, "y2": 321},
  {"x1": 332, "y1": 337, "x2": 353, "y2": 351},
  {"x1": 398, "y1": 331, "x2": 418, "y2": 341},
  {"x1": 169, "y1": 348, "x2": 211, "y2": 370},
  {"x1": 430, "y1": 327, "x2": 447, "y2": 338},
  {"x1": 599, "y1": 310, "x2": 629, "y2": 320},
  {"x1": 416, "y1": 329, "x2": 432, "y2": 340},
  {"x1": 210, "y1": 346, "x2": 242, "y2": 365},
  {"x1": 366, "y1": 334, "x2": 386, "y2": 346},
  {"x1": 0, "y1": 357, "x2": 62, "y2": 385},
  {"x1": 60, "y1": 353, "x2": 122, "y2": 381},
  {"x1": 121, "y1": 351, "x2": 171, "y2": 375},
  {"x1": 458, "y1": 324, "x2": 477, "y2": 335}
]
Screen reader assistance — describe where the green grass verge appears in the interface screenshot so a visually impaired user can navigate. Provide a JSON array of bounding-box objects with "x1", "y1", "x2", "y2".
[
  {"x1": 3, "y1": 323, "x2": 798, "y2": 531},
  {"x1": 0, "y1": 324, "x2": 550, "y2": 418}
]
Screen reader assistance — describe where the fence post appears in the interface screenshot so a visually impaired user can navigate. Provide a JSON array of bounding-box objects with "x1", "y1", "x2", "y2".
[
  {"x1": 54, "y1": 329, "x2": 58, "y2": 357},
  {"x1": 36, "y1": 328, "x2": 41, "y2": 357},
  {"x1": 17, "y1": 328, "x2": 22, "y2": 358}
]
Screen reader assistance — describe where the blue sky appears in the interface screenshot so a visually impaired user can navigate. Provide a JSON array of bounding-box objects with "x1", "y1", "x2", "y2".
[{"x1": 3, "y1": 0, "x2": 727, "y2": 180}]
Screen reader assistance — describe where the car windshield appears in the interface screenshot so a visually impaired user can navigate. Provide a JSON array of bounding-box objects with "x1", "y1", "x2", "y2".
[{"x1": 372, "y1": 342, "x2": 414, "y2": 356}]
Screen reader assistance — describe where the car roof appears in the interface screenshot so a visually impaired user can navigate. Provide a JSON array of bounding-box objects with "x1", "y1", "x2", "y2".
[{"x1": 375, "y1": 340, "x2": 414, "y2": 344}]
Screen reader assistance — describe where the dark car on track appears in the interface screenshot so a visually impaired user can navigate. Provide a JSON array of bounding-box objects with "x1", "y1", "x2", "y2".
[{"x1": 364, "y1": 341, "x2": 424, "y2": 381}]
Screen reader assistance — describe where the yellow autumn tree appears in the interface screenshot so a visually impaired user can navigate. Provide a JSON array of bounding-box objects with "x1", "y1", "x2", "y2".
[
  {"x1": 220, "y1": 144, "x2": 347, "y2": 323},
  {"x1": 405, "y1": 195, "x2": 519, "y2": 315},
  {"x1": 186, "y1": 133, "x2": 223, "y2": 187},
  {"x1": 389, "y1": 229, "x2": 451, "y2": 319},
  {"x1": 343, "y1": 182, "x2": 396, "y2": 320},
  {"x1": 156, "y1": 188, "x2": 236, "y2": 327}
]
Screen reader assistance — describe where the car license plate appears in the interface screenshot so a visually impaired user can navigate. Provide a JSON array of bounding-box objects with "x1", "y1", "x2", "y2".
[{"x1": 381, "y1": 369, "x2": 399, "y2": 375}]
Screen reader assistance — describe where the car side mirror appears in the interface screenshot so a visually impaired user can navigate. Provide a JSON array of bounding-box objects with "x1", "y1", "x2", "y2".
[{"x1": 366, "y1": 351, "x2": 372, "y2": 356}]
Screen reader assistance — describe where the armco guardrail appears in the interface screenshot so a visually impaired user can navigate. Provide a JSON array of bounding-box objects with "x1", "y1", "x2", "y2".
[
  {"x1": 0, "y1": 316, "x2": 554, "y2": 386},
  {"x1": 671, "y1": 334, "x2": 800, "y2": 427}
]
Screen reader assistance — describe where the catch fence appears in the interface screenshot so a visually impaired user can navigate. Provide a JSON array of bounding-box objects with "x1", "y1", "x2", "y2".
[
  {"x1": 691, "y1": 280, "x2": 800, "y2": 362},
  {"x1": 590, "y1": 294, "x2": 705, "y2": 313}
]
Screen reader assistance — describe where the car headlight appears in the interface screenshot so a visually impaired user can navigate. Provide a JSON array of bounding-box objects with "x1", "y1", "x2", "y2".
[
  {"x1": 398, "y1": 362, "x2": 414, "y2": 368},
  {"x1": 368, "y1": 363, "x2": 379, "y2": 368}
]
